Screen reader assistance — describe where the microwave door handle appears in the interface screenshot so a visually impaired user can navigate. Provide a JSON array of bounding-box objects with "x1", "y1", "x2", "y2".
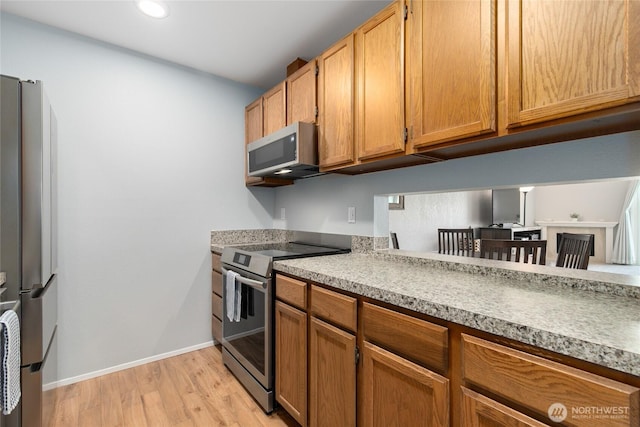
[{"x1": 221, "y1": 267, "x2": 267, "y2": 290}]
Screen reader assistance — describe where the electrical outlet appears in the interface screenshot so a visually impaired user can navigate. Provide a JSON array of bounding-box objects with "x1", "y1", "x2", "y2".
[
  {"x1": 348, "y1": 207, "x2": 356, "y2": 223},
  {"x1": 280, "y1": 208, "x2": 286, "y2": 220}
]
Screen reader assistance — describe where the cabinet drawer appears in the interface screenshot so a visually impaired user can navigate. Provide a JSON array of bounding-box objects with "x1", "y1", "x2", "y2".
[
  {"x1": 462, "y1": 334, "x2": 640, "y2": 426},
  {"x1": 276, "y1": 275, "x2": 307, "y2": 310},
  {"x1": 211, "y1": 252, "x2": 222, "y2": 273},
  {"x1": 363, "y1": 302, "x2": 448, "y2": 372},
  {"x1": 212, "y1": 316, "x2": 222, "y2": 344},
  {"x1": 212, "y1": 270, "x2": 222, "y2": 296},
  {"x1": 310, "y1": 285, "x2": 357, "y2": 332},
  {"x1": 212, "y1": 292, "x2": 223, "y2": 320},
  {"x1": 461, "y1": 387, "x2": 548, "y2": 427}
]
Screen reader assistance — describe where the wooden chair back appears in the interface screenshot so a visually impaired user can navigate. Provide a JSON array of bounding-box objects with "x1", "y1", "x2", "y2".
[
  {"x1": 556, "y1": 233, "x2": 592, "y2": 270},
  {"x1": 390, "y1": 232, "x2": 399, "y2": 249},
  {"x1": 438, "y1": 228, "x2": 474, "y2": 256},
  {"x1": 480, "y1": 239, "x2": 547, "y2": 265}
]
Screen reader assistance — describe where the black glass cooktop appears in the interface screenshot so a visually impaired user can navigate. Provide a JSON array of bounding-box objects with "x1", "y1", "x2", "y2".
[{"x1": 229, "y1": 242, "x2": 350, "y2": 260}]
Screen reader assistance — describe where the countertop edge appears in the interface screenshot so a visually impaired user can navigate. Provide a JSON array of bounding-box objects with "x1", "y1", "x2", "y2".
[
  {"x1": 273, "y1": 259, "x2": 640, "y2": 377},
  {"x1": 372, "y1": 250, "x2": 640, "y2": 299}
]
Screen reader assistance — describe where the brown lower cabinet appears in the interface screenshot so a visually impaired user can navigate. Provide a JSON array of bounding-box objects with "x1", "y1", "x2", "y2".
[
  {"x1": 362, "y1": 341, "x2": 449, "y2": 426},
  {"x1": 309, "y1": 317, "x2": 356, "y2": 427},
  {"x1": 274, "y1": 274, "x2": 640, "y2": 426},
  {"x1": 461, "y1": 334, "x2": 639, "y2": 427},
  {"x1": 211, "y1": 252, "x2": 223, "y2": 343},
  {"x1": 275, "y1": 300, "x2": 307, "y2": 426}
]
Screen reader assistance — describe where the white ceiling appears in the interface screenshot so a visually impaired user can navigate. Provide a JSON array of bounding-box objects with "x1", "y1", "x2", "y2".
[{"x1": 1, "y1": 0, "x2": 391, "y2": 89}]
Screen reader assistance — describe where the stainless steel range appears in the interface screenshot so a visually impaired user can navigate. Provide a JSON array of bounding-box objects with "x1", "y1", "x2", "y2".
[{"x1": 220, "y1": 233, "x2": 350, "y2": 413}]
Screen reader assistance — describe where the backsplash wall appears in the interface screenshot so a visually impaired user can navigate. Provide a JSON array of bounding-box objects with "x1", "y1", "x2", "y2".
[{"x1": 273, "y1": 131, "x2": 640, "y2": 237}]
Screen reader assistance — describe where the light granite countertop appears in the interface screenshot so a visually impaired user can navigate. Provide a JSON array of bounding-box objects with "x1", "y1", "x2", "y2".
[{"x1": 274, "y1": 252, "x2": 640, "y2": 377}]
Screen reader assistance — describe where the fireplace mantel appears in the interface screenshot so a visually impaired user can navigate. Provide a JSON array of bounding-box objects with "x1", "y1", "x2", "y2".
[{"x1": 535, "y1": 221, "x2": 618, "y2": 263}]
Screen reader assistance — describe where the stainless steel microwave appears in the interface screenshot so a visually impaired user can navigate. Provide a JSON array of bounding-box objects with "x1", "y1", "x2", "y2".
[{"x1": 247, "y1": 122, "x2": 321, "y2": 179}]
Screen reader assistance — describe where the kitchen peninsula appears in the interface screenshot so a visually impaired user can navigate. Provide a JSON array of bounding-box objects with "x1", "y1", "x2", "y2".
[
  {"x1": 273, "y1": 251, "x2": 640, "y2": 375},
  {"x1": 213, "y1": 230, "x2": 640, "y2": 426}
]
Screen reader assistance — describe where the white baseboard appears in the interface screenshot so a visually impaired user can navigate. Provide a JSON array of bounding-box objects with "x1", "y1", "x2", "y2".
[{"x1": 44, "y1": 340, "x2": 215, "y2": 391}]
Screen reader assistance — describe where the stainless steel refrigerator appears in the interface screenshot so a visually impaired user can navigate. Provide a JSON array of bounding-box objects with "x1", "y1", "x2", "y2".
[{"x1": 0, "y1": 75, "x2": 59, "y2": 427}]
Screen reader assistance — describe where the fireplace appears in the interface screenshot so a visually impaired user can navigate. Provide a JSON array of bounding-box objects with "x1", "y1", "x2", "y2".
[{"x1": 536, "y1": 221, "x2": 617, "y2": 264}]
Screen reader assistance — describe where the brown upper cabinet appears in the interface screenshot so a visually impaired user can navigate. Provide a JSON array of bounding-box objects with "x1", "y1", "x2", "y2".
[
  {"x1": 245, "y1": 97, "x2": 263, "y2": 144},
  {"x1": 245, "y1": 0, "x2": 640, "y2": 181},
  {"x1": 506, "y1": 0, "x2": 640, "y2": 128},
  {"x1": 244, "y1": 97, "x2": 265, "y2": 186},
  {"x1": 262, "y1": 81, "x2": 287, "y2": 135},
  {"x1": 356, "y1": 0, "x2": 406, "y2": 161},
  {"x1": 318, "y1": 34, "x2": 356, "y2": 170},
  {"x1": 319, "y1": 1, "x2": 418, "y2": 173},
  {"x1": 407, "y1": 0, "x2": 639, "y2": 160},
  {"x1": 287, "y1": 59, "x2": 317, "y2": 125},
  {"x1": 406, "y1": 0, "x2": 497, "y2": 149}
]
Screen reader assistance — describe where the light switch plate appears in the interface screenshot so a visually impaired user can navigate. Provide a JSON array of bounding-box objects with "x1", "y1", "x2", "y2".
[
  {"x1": 280, "y1": 208, "x2": 286, "y2": 220},
  {"x1": 348, "y1": 207, "x2": 356, "y2": 223}
]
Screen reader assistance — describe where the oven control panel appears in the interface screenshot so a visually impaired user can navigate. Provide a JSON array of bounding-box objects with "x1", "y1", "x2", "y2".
[{"x1": 233, "y1": 253, "x2": 251, "y2": 267}]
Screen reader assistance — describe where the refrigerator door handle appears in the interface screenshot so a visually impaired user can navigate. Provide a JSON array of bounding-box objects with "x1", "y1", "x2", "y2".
[
  {"x1": 21, "y1": 275, "x2": 57, "y2": 366},
  {"x1": 29, "y1": 274, "x2": 55, "y2": 298}
]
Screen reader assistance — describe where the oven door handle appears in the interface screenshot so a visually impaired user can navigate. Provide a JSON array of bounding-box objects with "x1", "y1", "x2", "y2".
[{"x1": 221, "y1": 267, "x2": 267, "y2": 290}]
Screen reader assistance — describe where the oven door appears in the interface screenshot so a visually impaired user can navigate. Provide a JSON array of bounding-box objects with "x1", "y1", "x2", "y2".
[{"x1": 221, "y1": 266, "x2": 273, "y2": 390}]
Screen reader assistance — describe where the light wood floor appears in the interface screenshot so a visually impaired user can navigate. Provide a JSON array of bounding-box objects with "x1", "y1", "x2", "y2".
[{"x1": 47, "y1": 345, "x2": 298, "y2": 427}]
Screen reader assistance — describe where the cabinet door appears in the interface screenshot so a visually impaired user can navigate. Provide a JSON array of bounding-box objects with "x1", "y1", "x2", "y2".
[
  {"x1": 275, "y1": 301, "x2": 307, "y2": 426},
  {"x1": 356, "y1": 1, "x2": 405, "y2": 161},
  {"x1": 407, "y1": 0, "x2": 496, "y2": 149},
  {"x1": 507, "y1": 0, "x2": 640, "y2": 128},
  {"x1": 318, "y1": 34, "x2": 355, "y2": 169},
  {"x1": 263, "y1": 81, "x2": 287, "y2": 135},
  {"x1": 309, "y1": 317, "x2": 356, "y2": 427},
  {"x1": 287, "y1": 59, "x2": 317, "y2": 125},
  {"x1": 211, "y1": 257, "x2": 223, "y2": 344},
  {"x1": 245, "y1": 97, "x2": 263, "y2": 144},
  {"x1": 244, "y1": 97, "x2": 263, "y2": 185},
  {"x1": 462, "y1": 334, "x2": 640, "y2": 427},
  {"x1": 361, "y1": 342, "x2": 449, "y2": 427},
  {"x1": 461, "y1": 387, "x2": 549, "y2": 427}
]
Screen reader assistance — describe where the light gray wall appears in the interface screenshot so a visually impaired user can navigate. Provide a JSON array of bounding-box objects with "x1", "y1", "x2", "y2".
[
  {"x1": 389, "y1": 191, "x2": 491, "y2": 252},
  {"x1": 274, "y1": 131, "x2": 640, "y2": 237},
  {"x1": 534, "y1": 180, "x2": 630, "y2": 222},
  {"x1": 1, "y1": 13, "x2": 274, "y2": 383}
]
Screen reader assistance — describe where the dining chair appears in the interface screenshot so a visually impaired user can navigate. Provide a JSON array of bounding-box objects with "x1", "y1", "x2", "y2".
[
  {"x1": 390, "y1": 232, "x2": 399, "y2": 249},
  {"x1": 556, "y1": 233, "x2": 592, "y2": 269},
  {"x1": 480, "y1": 239, "x2": 547, "y2": 265},
  {"x1": 438, "y1": 228, "x2": 474, "y2": 256}
]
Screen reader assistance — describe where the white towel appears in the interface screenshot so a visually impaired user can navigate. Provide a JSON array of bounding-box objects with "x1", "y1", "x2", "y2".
[
  {"x1": 234, "y1": 280, "x2": 242, "y2": 323},
  {"x1": 0, "y1": 309, "x2": 20, "y2": 415},
  {"x1": 226, "y1": 270, "x2": 238, "y2": 322}
]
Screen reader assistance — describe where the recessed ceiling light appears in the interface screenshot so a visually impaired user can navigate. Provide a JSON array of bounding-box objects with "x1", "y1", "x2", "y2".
[{"x1": 136, "y1": 0, "x2": 169, "y2": 19}]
